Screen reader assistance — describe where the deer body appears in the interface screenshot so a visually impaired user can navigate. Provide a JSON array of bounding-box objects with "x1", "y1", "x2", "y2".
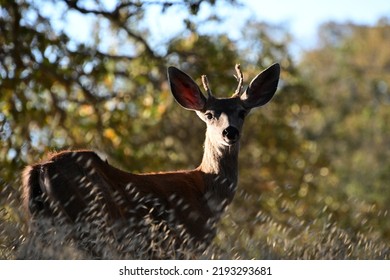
[{"x1": 22, "y1": 63, "x2": 280, "y2": 256}]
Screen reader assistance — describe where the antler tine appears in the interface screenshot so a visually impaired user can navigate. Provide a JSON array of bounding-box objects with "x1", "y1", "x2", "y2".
[
  {"x1": 201, "y1": 75, "x2": 213, "y2": 98},
  {"x1": 233, "y1": 64, "x2": 244, "y2": 97}
]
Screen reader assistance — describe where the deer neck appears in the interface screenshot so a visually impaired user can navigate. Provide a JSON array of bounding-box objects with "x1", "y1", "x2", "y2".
[{"x1": 198, "y1": 131, "x2": 239, "y2": 201}]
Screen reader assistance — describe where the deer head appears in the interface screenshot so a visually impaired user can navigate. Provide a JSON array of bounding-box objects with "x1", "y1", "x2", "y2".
[{"x1": 167, "y1": 63, "x2": 280, "y2": 148}]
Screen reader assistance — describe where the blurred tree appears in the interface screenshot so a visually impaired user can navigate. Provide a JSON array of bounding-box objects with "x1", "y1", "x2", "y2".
[{"x1": 300, "y1": 19, "x2": 390, "y2": 238}]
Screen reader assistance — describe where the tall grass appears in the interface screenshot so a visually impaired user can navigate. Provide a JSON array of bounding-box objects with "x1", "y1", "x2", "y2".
[{"x1": 1, "y1": 182, "x2": 389, "y2": 260}]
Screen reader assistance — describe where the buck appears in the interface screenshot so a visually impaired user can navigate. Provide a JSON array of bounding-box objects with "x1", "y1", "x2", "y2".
[{"x1": 22, "y1": 63, "x2": 280, "y2": 257}]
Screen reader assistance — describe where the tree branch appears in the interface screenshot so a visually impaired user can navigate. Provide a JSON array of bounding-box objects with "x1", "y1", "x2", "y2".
[{"x1": 63, "y1": 0, "x2": 158, "y2": 58}]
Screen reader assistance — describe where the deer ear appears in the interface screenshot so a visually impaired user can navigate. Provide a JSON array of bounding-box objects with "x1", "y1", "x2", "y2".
[
  {"x1": 241, "y1": 63, "x2": 280, "y2": 109},
  {"x1": 168, "y1": 67, "x2": 206, "y2": 111}
]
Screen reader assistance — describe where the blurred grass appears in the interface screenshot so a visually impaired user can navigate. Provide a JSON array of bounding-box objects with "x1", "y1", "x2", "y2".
[{"x1": 1, "y1": 182, "x2": 389, "y2": 260}]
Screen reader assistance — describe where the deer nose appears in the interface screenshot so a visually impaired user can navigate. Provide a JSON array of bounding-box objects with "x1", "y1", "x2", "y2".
[{"x1": 223, "y1": 126, "x2": 240, "y2": 144}]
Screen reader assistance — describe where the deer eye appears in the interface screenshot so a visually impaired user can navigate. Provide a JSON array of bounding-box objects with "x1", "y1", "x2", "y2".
[{"x1": 205, "y1": 112, "x2": 214, "y2": 120}]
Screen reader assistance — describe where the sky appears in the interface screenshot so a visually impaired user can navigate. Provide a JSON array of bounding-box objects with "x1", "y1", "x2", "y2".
[
  {"x1": 61, "y1": 0, "x2": 390, "y2": 57},
  {"x1": 136, "y1": 0, "x2": 390, "y2": 55},
  {"x1": 242, "y1": 0, "x2": 390, "y2": 48}
]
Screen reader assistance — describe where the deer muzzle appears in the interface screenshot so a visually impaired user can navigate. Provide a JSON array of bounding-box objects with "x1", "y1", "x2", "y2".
[{"x1": 222, "y1": 126, "x2": 240, "y2": 145}]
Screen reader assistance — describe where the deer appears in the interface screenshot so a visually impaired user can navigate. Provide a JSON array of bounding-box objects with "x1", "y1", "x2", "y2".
[{"x1": 21, "y1": 63, "x2": 280, "y2": 258}]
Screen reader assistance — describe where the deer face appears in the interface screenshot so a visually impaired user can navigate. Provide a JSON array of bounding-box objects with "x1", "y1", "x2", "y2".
[
  {"x1": 197, "y1": 97, "x2": 247, "y2": 146},
  {"x1": 167, "y1": 64, "x2": 280, "y2": 147}
]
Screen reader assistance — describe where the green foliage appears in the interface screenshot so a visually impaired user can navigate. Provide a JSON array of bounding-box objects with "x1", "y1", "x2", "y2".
[
  {"x1": 300, "y1": 19, "x2": 390, "y2": 238},
  {"x1": 1, "y1": 0, "x2": 389, "y2": 259}
]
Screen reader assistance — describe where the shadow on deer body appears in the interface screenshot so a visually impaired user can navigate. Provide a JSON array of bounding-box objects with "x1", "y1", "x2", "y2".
[{"x1": 21, "y1": 63, "x2": 280, "y2": 259}]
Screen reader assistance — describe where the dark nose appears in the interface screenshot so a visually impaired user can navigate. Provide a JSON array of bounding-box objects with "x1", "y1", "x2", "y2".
[{"x1": 223, "y1": 126, "x2": 240, "y2": 143}]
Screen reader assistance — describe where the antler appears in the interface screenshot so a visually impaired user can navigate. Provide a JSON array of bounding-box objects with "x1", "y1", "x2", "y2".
[
  {"x1": 233, "y1": 64, "x2": 244, "y2": 97},
  {"x1": 201, "y1": 75, "x2": 213, "y2": 98}
]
